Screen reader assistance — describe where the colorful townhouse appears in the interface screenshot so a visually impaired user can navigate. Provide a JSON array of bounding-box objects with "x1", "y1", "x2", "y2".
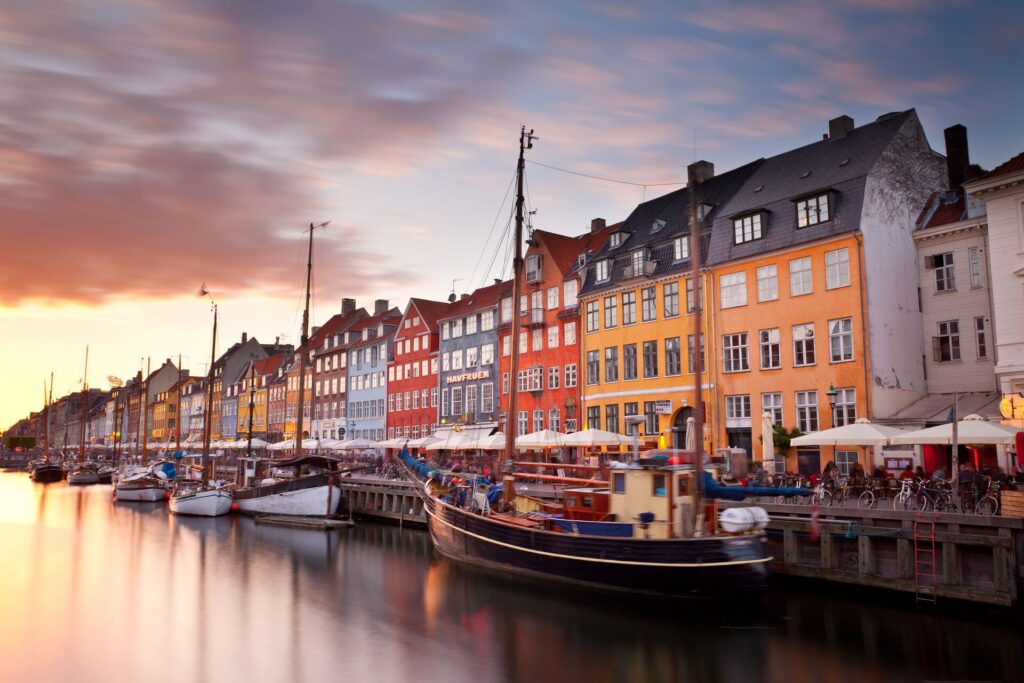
[
  {"x1": 236, "y1": 354, "x2": 285, "y2": 441},
  {"x1": 579, "y1": 161, "x2": 760, "y2": 449},
  {"x1": 346, "y1": 303, "x2": 402, "y2": 442},
  {"x1": 386, "y1": 298, "x2": 451, "y2": 441},
  {"x1": 210, "y1": 334, "x2": 289, "y2": 442},
  {"x1": 267, "y1": 369, "x2": 288, "y2": 443},
  {"x1": 498, "y1": 222, "x2": 614, "y2": 437},
  {"x1": 310, "y1": 300, "x2": 368, "y2": 441},
  {"x1": 437, "y1": 281, "x2": 510, "y2": 438}
]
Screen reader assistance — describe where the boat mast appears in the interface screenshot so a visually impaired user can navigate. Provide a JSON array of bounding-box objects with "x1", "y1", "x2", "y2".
[
  {"x1": 79, "y1": 346, "x2": 89, "y2": 463},
  {"x1": 141, "y1": 357, "x2": 150, "y2": 462},
  {"x1": 201, "y1": 303, "x2": 218, "y2": 484},
  {"x1": 503, "y1": 126, "x2": 536, "y2": 477},
  {"x1": 295, "y1": 221, "x2": 328, "y2": 459},
  {"x1": 47, "y1": 372, "x2": 53, "y2": 459},
  {"x1": 687, "y1": 164, "x2": 705, "y2": 532},
  {"x1": 246, "y1": 361, "x2": 256, "y2": 459},
  {"x1": 175, "y1": 354, "x2": 182, "y2": 451}
]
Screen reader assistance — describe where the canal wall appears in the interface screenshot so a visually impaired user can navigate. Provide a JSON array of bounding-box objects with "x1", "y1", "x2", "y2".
[
  {"x1": 723, "y1": 501, "x2": 1024, "y2": 607},
  {"x1": 338, "y1": 476, "x2": 427, "y2": 527}
]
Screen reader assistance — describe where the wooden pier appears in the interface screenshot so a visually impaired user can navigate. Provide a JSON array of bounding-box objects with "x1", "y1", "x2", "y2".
[
  {"x1": 338, "y1": 476, "x2": 427, "y2": 527},
  {"x1": 723, "y1": 501, "x2": 1024, "y2": 607}
]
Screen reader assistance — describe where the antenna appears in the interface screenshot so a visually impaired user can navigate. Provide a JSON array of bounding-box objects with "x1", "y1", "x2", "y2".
[{"x1": 449, "y1": 278, "x2": 463, "y2": 303}]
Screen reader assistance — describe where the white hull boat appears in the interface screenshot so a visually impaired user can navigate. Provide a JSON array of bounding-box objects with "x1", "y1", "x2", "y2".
[
  {"x1": 115, "y1": 475, "x2": 167, "y2": 502},
  {"x1": 170, "y1": 488, "x2": 233, "y2": 517},
  {"x1": 235, "y1": 480, "x2": 342, "y2": 516},
  {"x1": 68, "y1": 470, "x2": 100, "y2": 485}
]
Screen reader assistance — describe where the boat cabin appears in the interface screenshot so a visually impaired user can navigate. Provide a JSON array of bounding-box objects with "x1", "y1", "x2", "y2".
[
  {"x1": 608, "y1": 457, "x2": 699, "y2": 539},
  {"x1": 561, "y1": 487, "x2": 610, "y2": 521}
]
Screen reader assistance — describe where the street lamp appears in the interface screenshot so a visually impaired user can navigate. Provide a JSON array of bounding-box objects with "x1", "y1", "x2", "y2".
[{"x1": 826, "y1": 384, "x2": 839, "y2": 425}]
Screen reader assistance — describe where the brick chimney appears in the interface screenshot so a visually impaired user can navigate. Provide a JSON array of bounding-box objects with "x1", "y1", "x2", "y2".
[
  {"x1": 341, "y1": 298, "x2": 356, "y2": 315},
  {"x1": 590, "y1": 217, "x2": 606, "y2": 233},
  {"x1": 828, "y1": 115, "x2": 854, "y2": 140},
  {"x1": 687, "y1": 160, "x2": 715, "y2": 184},
  {"x1": 944, "y1": 124, "x2": 970, "y2": 189},
  {"x1": 241, "y1": 332, "x2": 247, "y2": 343},
  {"x1": 374, "y1": 299, "x2": 388, "y2": 315}
]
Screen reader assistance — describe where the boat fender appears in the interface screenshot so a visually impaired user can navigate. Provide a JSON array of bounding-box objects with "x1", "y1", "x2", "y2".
[
  {"x1": 719, "y1": 507, "x2": 755, "y2": 533},
  {"x1": 748, "y1": 507, "x2": 769, "y2": 530}
]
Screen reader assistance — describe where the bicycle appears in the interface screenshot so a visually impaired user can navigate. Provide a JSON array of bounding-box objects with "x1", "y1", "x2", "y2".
[
  {"x1": 892, "y1": 478, "x2": 917, "y2": 510},
  {"x1": 975, "y1": 478, "x2": 1001, "y2": 516},
  {"x1": 905, "y1": 478, "x2": 957, "y2": 512}
]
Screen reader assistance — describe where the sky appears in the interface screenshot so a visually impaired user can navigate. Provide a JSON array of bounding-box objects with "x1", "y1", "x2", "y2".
[{"x1": 2, "y1": 0, "x2": 1023, "y2": 429}]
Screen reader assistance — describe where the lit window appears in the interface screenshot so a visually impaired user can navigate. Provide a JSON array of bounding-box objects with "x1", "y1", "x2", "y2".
[
  {"x1": 793, "y1": 324, "x2": 816, "y2": 366},
  {"x1": 595, "y1": 260, "x2": 610, "y2": 282},
  {"x1": 673, "y1": 236, "x2": 689, "y2": 261},
  {"x1": 828, "y1": 318, "x2": 854, "y2": 362}
]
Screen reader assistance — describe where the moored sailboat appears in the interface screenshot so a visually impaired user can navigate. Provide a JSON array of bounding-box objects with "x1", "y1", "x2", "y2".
[
  {"x1": 68, "y1": 347, "x2": 100, "y2": 486},
  {"x1": 33, "y1": 375, "x2": 63, "y2": 483}
]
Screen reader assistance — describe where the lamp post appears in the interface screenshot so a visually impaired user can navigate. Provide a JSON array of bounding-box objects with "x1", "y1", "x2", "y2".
[
  {"x1": 625, "y1": 415, "x2": 646, "y2": 464},
  {"x1": 826, "y1": 384, "x2": 839, "y2": 426}
]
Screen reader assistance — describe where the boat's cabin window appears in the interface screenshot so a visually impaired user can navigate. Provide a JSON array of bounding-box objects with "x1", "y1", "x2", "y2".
[
  {"x1": 582, "y1": 496, "x2": 593, "y2": 508},
  {"x1": 613, "y1": 472, "x2": 625, "y2": 494},
  {"x1": 678, "y1": 476, "x2": 690, "y2": 496},
  {"x1": 567, "y1": 496, "x2": 577, "y2": 507},
  {"x1": 652, "y1": 474, "x2": 666, "y2": 497}
]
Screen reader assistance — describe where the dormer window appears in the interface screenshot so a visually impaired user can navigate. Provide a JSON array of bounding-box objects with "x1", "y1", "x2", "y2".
[
  {"x1": 673, "y1": 236, "x2": 690, "y2": 261},
  {"x1": 796, "y1": 193, "x2": 831, "y2": 228},
  {"x1": 576, "y1": 253, "x2": 587, "y2": 268},
  {"x1": 609, "y1": 232, "x2": 626, "y2": 248},
  {"x1": 651, "y1": 219, "x2": 666, "y2": 233},
  {"x1": 525, "y1": 254, "x2": 543, "y2": 283},
  {"x1": 698, "y1": 203, "x2": 713, "y2": 220},
  {"x1": 733, "y1": 213, "x2": 763, "y2": 244},
  {"x1": 631, "y1": 248, "x2": 646, "y2": 274},
  {"x1": 595, "y1": 259, "x2": 610, "y2": 282}
]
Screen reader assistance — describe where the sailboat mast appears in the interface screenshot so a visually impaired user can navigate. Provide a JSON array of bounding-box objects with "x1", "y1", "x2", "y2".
[
  {"x1": 202, "y1": 304, "x2": 217, "y2": 483},
  {"x1": 79, "y1": 346, "x2": 89, "y2": 463},
  {"x1": 503, "y1": 126, "x2": 535, "y2": 469},
  {"x1": 295, "y1": 221, "x2": 328, "y2": 459},
  {"x1": 175, "y1": 354, "x2": 182, "y2": 451},
  {"x1": 47, "y1": 372, "x2": 53, "y2": 459},
  {"x1": 141, "y1": 357, "x2": 150, "y2": 462},
  {"x1": 688, "y1": 164, "x2": 705, "y2": 529},
  {"x1": 246, "y1": 361, "x2": 256, "y2": 459}
]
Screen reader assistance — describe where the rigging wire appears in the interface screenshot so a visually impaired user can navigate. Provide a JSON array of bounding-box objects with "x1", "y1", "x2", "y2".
[
  {"x1": 467, "y1": 167, "x2": 518, "y2": 291},
  {"x1": 481, "y1": 212, "x2": 514, "y2": 287},
  {"x1": 525, "y1": 158, "x2": 685, "y2": 188}
]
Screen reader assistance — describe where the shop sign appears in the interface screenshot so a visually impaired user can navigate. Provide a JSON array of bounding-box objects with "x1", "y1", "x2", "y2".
[
  {"x1": 445, "y1": 370, "x2": 490, "y2": 384},
  {"x1": 654, "y1": 399, "x2": 672, "y2": 414}
]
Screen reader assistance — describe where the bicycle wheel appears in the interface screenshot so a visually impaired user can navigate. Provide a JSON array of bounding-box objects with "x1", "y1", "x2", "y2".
[
  {"x1": 858, "y1": 490, "x2": 876, "y2": 509},
  {"x1": 893, "y1": 494, "x2": 906, "y2": 511},
  {"x1": 975, "y1": 496, "x2": 998, "y2": 516},
  {"x1": 813, "y1": 489, "x2": 832, "y2": 507},
  {"x1": 904, "y1": 493, "x2": 925, "y2": 512}
]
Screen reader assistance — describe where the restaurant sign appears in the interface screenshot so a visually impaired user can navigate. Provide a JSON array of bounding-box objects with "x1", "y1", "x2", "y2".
[{"x1": 445, "y1": 370, "x2": 490, "y2": 384}]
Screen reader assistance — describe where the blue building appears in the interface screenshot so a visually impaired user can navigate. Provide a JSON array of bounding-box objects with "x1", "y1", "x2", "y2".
[{"x1": 345, "y1": 302, "x2": 401, "y2": 442}]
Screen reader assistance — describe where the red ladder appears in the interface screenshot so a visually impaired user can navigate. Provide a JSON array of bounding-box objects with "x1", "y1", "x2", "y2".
[{"x1": 913, "y1": 520, "x2": 937, "y2": 605}]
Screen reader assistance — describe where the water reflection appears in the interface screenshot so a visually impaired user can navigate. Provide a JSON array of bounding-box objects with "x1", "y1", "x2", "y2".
[{"x1": 0, "y1": 472, "x2": 1021, "y2": 683}]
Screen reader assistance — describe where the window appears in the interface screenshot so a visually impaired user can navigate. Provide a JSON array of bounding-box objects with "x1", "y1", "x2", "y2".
[
  {"x1": 452, "y1": 318, "x2": 463, "y2": 338},
  {"x1": 481, "y1": 382, "x2": 493, "y2": 413},
  {"x1": 547, "y1": 287, "x2": 559, "y2": 309},
  {"x1": 531, "y1": 329, "x2": 543, "y2": 351},
  {"x1": 832, "y1": 388, "x2": 856, "y2": 427},
  {"x1": 622, "y1": 291, "x2": 637, "y2": 324},
  {"x1": 733, "y1": 213, "x2": 763, "y2": 244},
  {"x1": 663, "y1": 282, "x2": 679, "y2": 317},
  {"x1": 759, "y1": 328, "x2": 781, "y2": 370},
  {"x1": 673, "y1": 236, "x2": 689, "y2": 261},
  {"x1": 825, "y1": 248, "x2": 850, "y2": 289},
  {"x1": 563, "y1": 280, "x2": 578, "y2": 308},
  {"x1": 786, "y1": 325, "x2": 813, "y2": 368},
  {"x1": 465, "y1": 315, "x2": 477, "y2": 335},
  {"x1": 685, "y1": 278, "x2": 695, "y2": 313},
  {"x1": 756, "y1": 265, "x2": 778, "y2": 302},
  {"x1": 605, "y1": 404, "x2": 620, "y2": 435},
  {"x1": 829, "y1": 318, "x2": 854, "y2": 363},
  {"x1": 652, "y1": 474, "x2": 666, "y2": 497},
  {"x1": 466, "y1": 346, "x2": 478, "y2": 367},
  {"x1": 643, "y1": 401, "x2": 658, "y2": 436},
  {"x1": 687, "y1": 334, "x2": 705, "y2": 373},
  {"x1": 631, "y1": 249, "x2": 645, "y2": 275},
  {"x1": 719, "y1": 272, "x2": 747, "y2": 308},
  {"x1": 790, "y1": 257, "x2": 812, "y2": 296},
  {"x1": 934, "y1": 252, "x2": 955, "y2": 292},
  {"x1": 549, "y1": 407, "x2": 560, "y2": 432},
  {"x1": 586, "y1": 301, "x2": 599, "y2": 332},
  {"x1": 519, "y1": 411, "x2": 529, "y2": 436},
  {"x1": 465, "y1": 385, "x2": 477, "y2": 416},
  {"x1": 451, "y1": 387, "x2": 463, "y2": 416},
  {"x1": 934, "y1": 320, "x2": 960, "y2": 362},
  {"x1": 725, "y1": 395, "x2": 751, "y2": 421},
  {"x1": 518, "y1": 367, "x2": 543, "y2": 392},
  {"x1": 441, "y1": 323, "x2": 450, "y2": 341},
  {"x1": 565, "y1": 364, "x2": 577, "y2": 388},
  {"x1": 623, "y1": 344, "x2": 638, "y2": 380},
  {"x1": 642, "y1": 287, "x2": 657, "y2": 321},
  {"x1": 547, "y1": 326, "x2": 559, "y2": 349},
  {"x1": 481, "y1": 343, "x2": 494, "y2": 366},
  {"x1": 564, "y1": 321, "x2": 576, "y2": 346},
  {"x1": 609, "y1": 232, "x2": 625, "y2": 248},
  {"x1": 968, "y1": 247, "x2": 982, "y2": 288},
  {"x1": 762, "y1": 392, "x2": 782, "y2": 425},
  {"x1": 502, "y1": 372, "x2": 509, "y2": 395},
  {"x1": 641, "y1": 341, "x2": 659, "y2": 378},
  {"x1": 835, "y1": 450, "x2": 858, "y2": 476},
  {"x1": 502, "y1": 335, "x2": 511, "y2": 358},
  {"x1": 796, "y1": 193, "x2": 830, "y2": 228},
  {"x1": 500, "y1": 297, "x2": 513, "y2": 322},
  {"x1": 722, "y1": 333, "x2": 749, "y2": 373},
  {"x1": 548, "y1": 366, "x2": 560, "y2": 390},
  {"x1": 604, "y1": 347, "x2": 619, "y2": 382},
  {"x1": 586, "y1": 406, "x2": 602, "y2": 431},
  {"x1": 404, "y1": 391, "x2": 411, "y2": 411},
  {"x1": 519, "y1": 331, "x2": 527, "y2": 353},
  {"x1": 526, "y1": 254, "x2": 542, "y2": 282},
  {"x1": 795, "y1": 391, "x2": 818, "y2": 432},
  {"x1": 613, "y1": 472, "x2": 625, "y2": 494},
  {"x1": 595, "y1": 260, "x2": 610, "y2": 282},
  {"x1": 481, "y1": 310, "x2": 495, "y2": 331},
  {"x1": 412, "y1": 390, "x2": 420, "y2": 410},
  {"x1": 664, "y1": 337, "x2": 681, "y2": 376},
  {"x1": 604, "y1": 295, "x2": 618, "y2": 328},
  {"x1": 586, "y1": 351, "x2": 600, "y2": 385},
  {"x1": 623, "y1": 403, "x2": 639, "y2": 435},
  {"x1": 976, "y1": 316, "x2": 988, "y2": 359},
  {"x1": 451, "y1": 349, "x2": 463, "y2": 370},
  {"x1": 440, "y1": 388, "x2": 449, "y2": 417}
]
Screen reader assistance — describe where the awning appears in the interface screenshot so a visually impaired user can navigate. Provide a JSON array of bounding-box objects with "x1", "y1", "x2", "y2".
[
  {"x1": 889, "y1": 414, "x2": 1021, "y2": 446},
  {"x1": 790, "y1": 419, "x2": 908, "y2": 447},
  {"x1": 888, "y1": 392, "x2": 1002, "y2": 426}
]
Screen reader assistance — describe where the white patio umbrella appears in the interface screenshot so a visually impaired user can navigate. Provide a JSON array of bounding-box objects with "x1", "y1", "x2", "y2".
[
  {"x1": 267, "y1": 439, "x2": 295, "y2": 451},
  {"x1": 515, "y1": 429, "x2": 567, "y2": 449},
  {"x1": 300, "y1": 438, "x2": 321, "y2": 450},
  {"x1": 888, "y1": 414, "x2": 1021, "y2": 445},
  {"x1": 341, "y1": 438, "x2": 372, "y2": 450},
  {"x1": 407, "y1": 435, "x2": 441, "y2": 449},
  {"x1": 375, "y1": 437, "x2": 406, "y2": 449},
  {"x1": 791, "y1": 418, "x2": 907, "y2": 447},
  {"x1": 425, "y1": 432, "x2": 467, "y2": 451},
  {"x1": 477, "y1": 433, "x2": 508, "y2": 450},
  {"x1": 240, "y1": 438, "x2": 269, "y2": 449},
  {"x1": 760, "y1": 413, "x2": 775, "y2": 465},
  {"x1": 562, "y1": 428, "x2": 632, "y2": 447},
  {"x1": 685, "y1": 417, "x2": 696, "y2": 451}
]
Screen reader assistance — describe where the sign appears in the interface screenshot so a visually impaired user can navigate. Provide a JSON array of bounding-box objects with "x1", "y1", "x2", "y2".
[
  {"x1": 999, "y1": 393, "x2": 1024, "y2": 420},
  {"x1": 654, "y1": 399, "x2": 672, "y2": 415},
  {"x1": 322, "y1": 420, "x2": 336, "y2": 430},
  {"x1": 445, "y1": 370, "x2": 490, "y2": 384},
  {"x1": 108, "y1": 375, "x2": 123, "y2": 388}
]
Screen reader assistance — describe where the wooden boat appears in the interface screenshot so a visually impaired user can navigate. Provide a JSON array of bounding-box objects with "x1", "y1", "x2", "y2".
[
  {"x1": 169, "y1": 481, "x2": 233, "y2": 516},
  {"x1": 233, "y1": 455, "x2": 344, "y2": 516},
  {"x1": 115, "y1": 472, "x2": 167, "y2": 502},
  {"x1": 68, "y1": 464, "x2": 100, "y2": 485},
  {"x1": 32, "y1": 463, "x2": 64, "y2": 483}
]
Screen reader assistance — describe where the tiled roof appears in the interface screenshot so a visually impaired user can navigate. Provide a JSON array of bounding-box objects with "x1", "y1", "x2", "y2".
[
  {"x1": 438, "y1": 279, "x2": 512, "y2": 320},
  {"x1": 407, "y1": 297, "x2": 455, "y2": 332},
  {"x1": 979, "y1": 151, "x2": 1024, "y2": 182},
  {"x1": 344, "y1": 308, "x2": 402, "y2": 348},
  {"x1": 253, "y1": 353, "x2": 285, "y2": 377},
  {"x1": 916, "y1": 191, "x2": 966, "y2": 230}
]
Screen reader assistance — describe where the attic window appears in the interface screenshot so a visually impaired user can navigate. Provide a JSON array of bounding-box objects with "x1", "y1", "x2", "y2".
[
  {"x1": 609, "y1": 232, "x2": 626, "y2": 249},
  {"x1": 796, "y1": 193, "x2": 831, "y2": 228},
  {"x1": 576, "y1": 254, "x2": 587, "y2": 268},
  {"x1": 651, "y1": 219, "x2": 666, "y2": 233},
  {"x1": 733, "y1": 213, "x2": 763, "y2": 245}
]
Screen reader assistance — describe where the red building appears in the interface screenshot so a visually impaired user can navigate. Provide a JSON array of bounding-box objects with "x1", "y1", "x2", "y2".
[
  {"x1": 386, "y1": 298, "x2": 452, "y2": 441},
  {"x1": 499, "y1": 220, "x2": 615, "y2": 435}
]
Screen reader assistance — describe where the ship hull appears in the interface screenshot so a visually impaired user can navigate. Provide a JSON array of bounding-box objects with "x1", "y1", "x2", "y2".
[
  {"x1": 32, "y1": 465, "x2": 64, "y2": 483},
  {"x1": 235, "y1": 474, "x2": 342, "y2": 516},
  {"x1": 68, "y1": 471, "x2": 100, "y2": 485},
  {"x1": 115, "y1": 485, "x2": 166, "y2": 502},
  {"x1": 170, "y1": 489, "x2": 233, "y2": 517}
]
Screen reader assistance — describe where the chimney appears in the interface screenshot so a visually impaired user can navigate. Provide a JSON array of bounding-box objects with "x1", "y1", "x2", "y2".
[
  {"x1": 312, "y1": 326, "x2": 320, "y2": 336},
  {"x1": 944, "y1": 124, "x2": 970, "y2": 189},
  {"x1": 341, "y1": 298, "x2": 356, "y2": 315},
  {"x1": 494, "y1": 278, "x2": 502, "y2": 285},
  {"x1": 590, "y1": 217, "x2": 606, "y2": 233},
  {"x1": 461, "y1": 293, "x2": 470, "y2": 301},
  {"x1": 241, "y1": 332, "x2": 248, "y2": 344},
  {"x1": 374, "y1": 299, "x2": 388, "y2": 315},
  {"x1": 828, "y1": 115, "x2": 854, "y2": 140},
  {"x1": 687, "y1": 160, "x2": 715, "y2": 184},
  {"x1": 275, "y1": 336, "x2": 280, "y2": 345}
]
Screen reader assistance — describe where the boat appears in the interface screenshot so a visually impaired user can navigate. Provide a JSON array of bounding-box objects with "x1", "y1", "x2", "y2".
[
  {"x1": 68, "y1": 464, "x2": 100, "y2": 485},
  {"x1": 67, "y1": 347, "x2": 98, "y2": 486},
  {"x1": 32, "y1": 462, "x2": 64, "y2": 483},
  {"x1": 169, "y1": 481, "x2": 233, "y2": 516},
  {"x1": 233, "y1": 455, "x2": 344, "y2": 516},
  {"x1": 97, "y1": 466, "x2": 117, "y2": 484},
  {"x1": 396, "y1": 128, "x2": 772, "y2": 597},
  {"x1": 32, "y1": 377, "x2": 64, "y2": 483},
  {"x1": 114, "y1": 471, "x2": 167, "y2": 502}
]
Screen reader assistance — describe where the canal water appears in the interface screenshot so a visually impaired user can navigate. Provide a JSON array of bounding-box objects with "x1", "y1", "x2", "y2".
[{"x1": 0, "y1": 473, "x2": 1021, "y2": 683}]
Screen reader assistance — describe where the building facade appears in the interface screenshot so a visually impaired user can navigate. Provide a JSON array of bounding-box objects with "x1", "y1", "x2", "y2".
[
  {"x1": 346, "y1": 305, "x2": 401, "y2": 442},
  {"x1": 387, "y1": 298, "x2": 450, "y2": 441}
]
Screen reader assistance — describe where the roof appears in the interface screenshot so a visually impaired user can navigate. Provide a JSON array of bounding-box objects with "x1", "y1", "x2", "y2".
[
  {"x1": 438, "y1": 279, "x2": 512, "y2": 321},
  {"x1": 252, "y1": 353, "x2": 285, "y2": 377},
  {"x1": 306, "y1": 308, "x2": 367, "y2": 353},
  {"x1": 343, "y1": 308, "x2": 403, "y2": 349},
  {"x1": 979, "y1": 151, "x2": 1024, "y2": 183},
  {"x1": 405, "y1": 297, "x2": 455, "y2": 333},
  {"x1": 916, "y1": 190, "x2": 966, "y2": 230}
]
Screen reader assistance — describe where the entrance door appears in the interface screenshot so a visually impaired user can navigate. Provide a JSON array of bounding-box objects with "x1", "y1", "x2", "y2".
[
  {"x1": 797, "y1": 450, "x2": 821, "y2": 475},
  {"x1": 672, "y1": 407, "x2": 695, "y2": 449},
  {"x1": 727, "y1": 428, "x2": 753, "y2": 461}
]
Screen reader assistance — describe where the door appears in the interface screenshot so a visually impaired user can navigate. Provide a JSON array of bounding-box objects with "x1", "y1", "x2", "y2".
[{"x1": 672, "y1": 407, "x2": 694, "y2": 449}]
